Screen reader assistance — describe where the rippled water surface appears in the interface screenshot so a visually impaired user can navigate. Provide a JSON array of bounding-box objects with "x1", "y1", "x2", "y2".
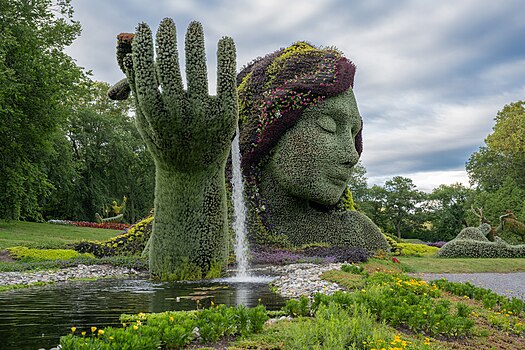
[{"x1": 0, "y1": 276, "x2": 285, "y2": 350}]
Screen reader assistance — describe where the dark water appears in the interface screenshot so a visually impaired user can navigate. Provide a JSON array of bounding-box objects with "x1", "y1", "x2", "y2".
[{"x1": 0, "y1": 276, "x2": 285, "y2": 350}]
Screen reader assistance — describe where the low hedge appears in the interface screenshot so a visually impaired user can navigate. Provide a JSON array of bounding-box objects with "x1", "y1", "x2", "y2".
[
  {"x1": 6, "y1": 246, "x2": 94, "y2": 262},
  {"x1": 397, "y1": 243, "x2": 439, "y2": 257},
  {"x1": 73, "y1": 216, "x2": 153, "y2": 257}
]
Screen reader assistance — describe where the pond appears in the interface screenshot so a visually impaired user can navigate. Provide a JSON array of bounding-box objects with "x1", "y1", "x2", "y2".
[{"x1": 0, "y1": 275, "x2": 285, "y2": 350}]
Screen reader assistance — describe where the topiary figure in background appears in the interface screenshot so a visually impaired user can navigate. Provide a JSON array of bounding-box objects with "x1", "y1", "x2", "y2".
[
  {"x1": 108, "y1": 19, "x2": 238, "y2": 280},
  {"x1": 237, "y1": 42, "x2": 389, "y2": 252},
  {"x1": 438, "y1": 222, "x2": 525, "y2": 258}
]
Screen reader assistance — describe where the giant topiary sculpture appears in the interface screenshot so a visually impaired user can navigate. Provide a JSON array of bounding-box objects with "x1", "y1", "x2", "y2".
[
  {"x1": 438, "y1": 223, "x2": 525, "y2": 258},
  {"x1": 237, "y1": 42, "x2": 389, "y2": 252},
  {"x1": 109, "y1": 19, "x2": 238, "y2": 280}
]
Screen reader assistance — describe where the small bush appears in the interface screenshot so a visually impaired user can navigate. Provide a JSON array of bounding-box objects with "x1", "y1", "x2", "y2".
[
  {"x1": 6, "y1": 246, "x2": 94, "y2": 262},
  {"x1": 397, "y1": 243, "x2": 439, "y2": 257}
]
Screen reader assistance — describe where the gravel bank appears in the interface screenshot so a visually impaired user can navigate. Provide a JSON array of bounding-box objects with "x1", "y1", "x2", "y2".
[
  {"x1": 411, "y1": 272, "x2": 525, "y2": 300},
  {"x1": 0, "y1": 264, "x2": 143, "y2": 287},
  {"x1": 267, "y1": 263, "x2": 344, "y2": 298}
]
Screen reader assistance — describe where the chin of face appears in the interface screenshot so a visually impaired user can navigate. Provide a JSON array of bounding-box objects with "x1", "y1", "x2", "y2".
[{"x1": 292, "y1": 180, "x2": 346, "y2": 207}]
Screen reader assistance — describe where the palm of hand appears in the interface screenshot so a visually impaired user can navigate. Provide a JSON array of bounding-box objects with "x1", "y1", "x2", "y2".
[{"x1": 124, "y1": 18, "x2": 237, "y2": 171}]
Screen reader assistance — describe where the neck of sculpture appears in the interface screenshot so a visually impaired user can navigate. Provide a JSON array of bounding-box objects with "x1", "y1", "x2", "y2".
[{"x1": 257, "y1": 166, "x2": 338, "y2": 245}]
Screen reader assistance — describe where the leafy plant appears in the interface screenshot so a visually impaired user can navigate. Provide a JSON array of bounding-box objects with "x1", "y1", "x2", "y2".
[{"x1": 6, "y1": 246, "x2": 94, "y2": 262}]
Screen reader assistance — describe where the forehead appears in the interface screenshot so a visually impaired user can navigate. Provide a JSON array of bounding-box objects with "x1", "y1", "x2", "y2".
[{"x1": 303, "y1": 89, "x2": 361, "y2": 122}]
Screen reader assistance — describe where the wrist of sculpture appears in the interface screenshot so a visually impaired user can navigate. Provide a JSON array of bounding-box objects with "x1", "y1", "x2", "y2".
[{"x1": 148, "y1": 166, "x2": 229, "y2": 280}]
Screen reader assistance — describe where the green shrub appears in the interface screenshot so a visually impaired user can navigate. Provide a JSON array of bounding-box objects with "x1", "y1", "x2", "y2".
[
  {"x1": 397, "y1": 243, "x2": 439, "y2": 257},
  {"x1": 431, "y1": 278, "x2": 525, "y2": 316},
  {"x1": 311, "y1": 273, "x2": 474, "y2": 338},
  {"x1": 384, "y1": 234, "x2": 402, "y2": 255},
  {"x1": 282, "y1": 296, "x2": 311, "y2": 317},
  {"x1": 6, "y1": 246, "x2": 93, "y2": 262},
  {"x1": 73, "y1": 215, "x2": 153, "y2": 257},
  {"x1": 61, "y1": 304, "x2": 269, "y2": 349}
]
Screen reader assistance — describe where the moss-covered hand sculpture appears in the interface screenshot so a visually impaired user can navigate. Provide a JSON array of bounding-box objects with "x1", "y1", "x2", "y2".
[
  {"x1": 237, "y1": 42, "x2": 389, "y2": 252},
  {"x1": 438, "y1": 223, "x2": 525, "y2": 258},
  {"x1": 110, "y1": 19, "x2": 237, "y2": 280}
]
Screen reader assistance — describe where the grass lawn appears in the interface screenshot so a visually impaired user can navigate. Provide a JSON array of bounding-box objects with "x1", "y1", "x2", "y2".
[
  {"x1": 0, "y1": 221, "x2": 122, "y2": 249},
  {"x1": 400, "y1": 256, "x2": 525, "y2": 273}
]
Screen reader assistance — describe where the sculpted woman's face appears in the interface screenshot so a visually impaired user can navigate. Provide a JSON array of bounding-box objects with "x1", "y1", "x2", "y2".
[{"x1": 266, "y1": 89, "x2": 362, "y2": 206}]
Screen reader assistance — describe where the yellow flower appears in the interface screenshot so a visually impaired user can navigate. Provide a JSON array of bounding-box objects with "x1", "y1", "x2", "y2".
[
  {"x1": 70, "y1": 326, "x2": 76, "y2": 333},
  {"x1": 91, "y1": 326, "x2": 97, "y2": 333},
  {"x1": 98, "y1": 329, "x2": 104, "y2": 336},
  {"x1": 109, "y1": 336, "x2": 114, "y2": 340},
  {"x1": 169, "y1": 316, "x2": 174, "y2": 322},
  {"x1": 133, "y1": 325, "x2": 139, "y2": 330},
  {"x1": 136, "y1": 320, "x2": 142, "y2": 326},
  {"x1": 81, "y1": 331, "x2": 86, "y2": 337}
]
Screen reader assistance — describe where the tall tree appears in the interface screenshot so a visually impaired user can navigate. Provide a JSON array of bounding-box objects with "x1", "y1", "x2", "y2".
[
  {"x1": 424, "y1": 183, "x2": 473, "y2": 241},
  {"x1": 0, "y1": 0, "x2": 85, "y2": 220},
  {"x1": 43, "y1": 82, "x2": 155, "y2": 222},
  {"x1": 467, "y1": 101, "x2": 525, "y2": 191},
  {"x1": 466, "y1": 100, "x2": 525, "y2": 228},
  {"x1": 347, "y1": 161, "x2": 369, "y2": 205},
  {"x1": 383, "y1": 176, "x2": 425, "y2": 238}
]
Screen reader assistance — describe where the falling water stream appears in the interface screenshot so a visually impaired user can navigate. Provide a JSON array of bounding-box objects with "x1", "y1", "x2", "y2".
[{"x1": 230, "y1": 126, "x2": 251, "y2": 280}]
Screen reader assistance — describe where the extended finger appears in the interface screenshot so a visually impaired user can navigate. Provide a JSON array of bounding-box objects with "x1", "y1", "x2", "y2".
[
  {"x1": 133, "y1": 22, "x2": 169, "y2": 135},
  {"x1": 185, "y1": 21, "x2": 208, "y2": 100},
  {"x1": 123, "y1": 54, "x2": 161, "y2": 157},
  {"x1": 216, "y1": 36, "x2": 237, "y2": 121},
  {"x1": 156, "y1": 18, "x2": 184, "y2": 112}
]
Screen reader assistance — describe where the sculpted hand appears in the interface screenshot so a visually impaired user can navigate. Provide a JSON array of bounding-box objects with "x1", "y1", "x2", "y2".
[
  {"x1": 110, "y1": 18, "x2": 238, "y2": 280},
  {"x1": 119, "y1": 18, "x2": 237, "y2": 170}
]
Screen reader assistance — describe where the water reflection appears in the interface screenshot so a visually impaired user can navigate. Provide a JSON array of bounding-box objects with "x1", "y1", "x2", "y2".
[{"x1": 0, "y1": 276, "x2": 285, "y2": 350}]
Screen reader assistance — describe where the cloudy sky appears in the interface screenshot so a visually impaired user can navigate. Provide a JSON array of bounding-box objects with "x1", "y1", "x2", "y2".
[{"x1": 65, "y1": 0, "x2": 525, "y2": 192}]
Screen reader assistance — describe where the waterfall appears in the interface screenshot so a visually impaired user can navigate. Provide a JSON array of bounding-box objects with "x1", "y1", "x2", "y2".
[{"x1": 231, "y1": 126, "x2": 250, "y2": 278}]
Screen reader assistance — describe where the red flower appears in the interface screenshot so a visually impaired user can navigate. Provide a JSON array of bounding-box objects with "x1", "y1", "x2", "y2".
[{"x1": 392, "y1": 257, "x2": 400, "y2": 264}]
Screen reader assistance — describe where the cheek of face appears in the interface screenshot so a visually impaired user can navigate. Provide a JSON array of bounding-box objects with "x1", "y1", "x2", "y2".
[{"x1": 268, "y1": 117, "x2": 349, "y2": 206}]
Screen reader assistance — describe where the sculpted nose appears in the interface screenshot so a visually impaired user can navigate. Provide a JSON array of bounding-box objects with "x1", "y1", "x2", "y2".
[{"x1": 340, "y1": 134, "x2": 359, "y2": 167}]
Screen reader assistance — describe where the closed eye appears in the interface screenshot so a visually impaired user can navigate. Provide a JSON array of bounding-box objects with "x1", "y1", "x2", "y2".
[{"x1": 316, "y1": 116, "x2": 336, "y2": 133}]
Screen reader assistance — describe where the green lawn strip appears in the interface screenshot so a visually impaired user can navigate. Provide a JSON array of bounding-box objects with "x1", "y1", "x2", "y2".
[
  {"x1": 399, "y1": 256, "x2": 525, "y2": 273},
  {"x1": 0, "y1": 221, "x2": 122, "y2": 249}
]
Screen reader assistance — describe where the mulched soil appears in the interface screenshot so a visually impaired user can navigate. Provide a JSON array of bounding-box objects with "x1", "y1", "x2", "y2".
[{"x1": 0, "y1": 250, "x2": 15, "y2": 262}]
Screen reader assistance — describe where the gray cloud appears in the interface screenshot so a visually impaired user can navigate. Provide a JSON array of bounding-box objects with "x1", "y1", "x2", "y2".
[{"x1": 65, "y1": 0, "x2": 525, "y2": 191}]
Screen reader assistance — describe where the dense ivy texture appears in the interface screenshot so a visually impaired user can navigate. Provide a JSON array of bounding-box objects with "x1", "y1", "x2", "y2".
[
  {"x1": 237, "y1": 43, "x2": 389, "y2": 252},
  {"x1": 110, "y1": 19, "x2": 238, "y2": 280},
  {"x1": 438, "y1": 224, "x2": 525, "y2": 258},
  {"x1": 74, "y1": 215, "x2": 153, "y2": 258}
]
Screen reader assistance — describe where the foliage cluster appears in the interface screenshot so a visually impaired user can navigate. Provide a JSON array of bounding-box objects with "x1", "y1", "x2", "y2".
[
  {"x1": 48, "y1": 220, "x2": 130, "y2": 231},
  {"x1": 60, "y1": 304, "x2": 268, "y2": 349},
  {"x1": 282, "y1": 302, "x2": 428, "y2": 350},
  {"x1": 250, "y1": 244, "x2": 371, "y2": 265},
  {"x1": 6, "y1": 246, "x2": 93, "y2": 262},
  {"x1": 312, "y1": 274, "x2": 474, "y2": 338},
  {"x1": 0, "y1": 1, "x2": 155, "y2": 223},
  {"x1": 395, "y1": 243, "x2": 439, "y2": 257},
  {"x1": 431, "y1": 278, "x2": 525, "y2": 316},
  {"x1": 73, "y1": 216, "x2": 153, "y2": 257}
]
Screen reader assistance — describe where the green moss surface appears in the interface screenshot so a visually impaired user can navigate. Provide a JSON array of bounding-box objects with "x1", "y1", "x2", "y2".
[{"x1": 112, "y1": 18, "x2": 238, "y2": 280}]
